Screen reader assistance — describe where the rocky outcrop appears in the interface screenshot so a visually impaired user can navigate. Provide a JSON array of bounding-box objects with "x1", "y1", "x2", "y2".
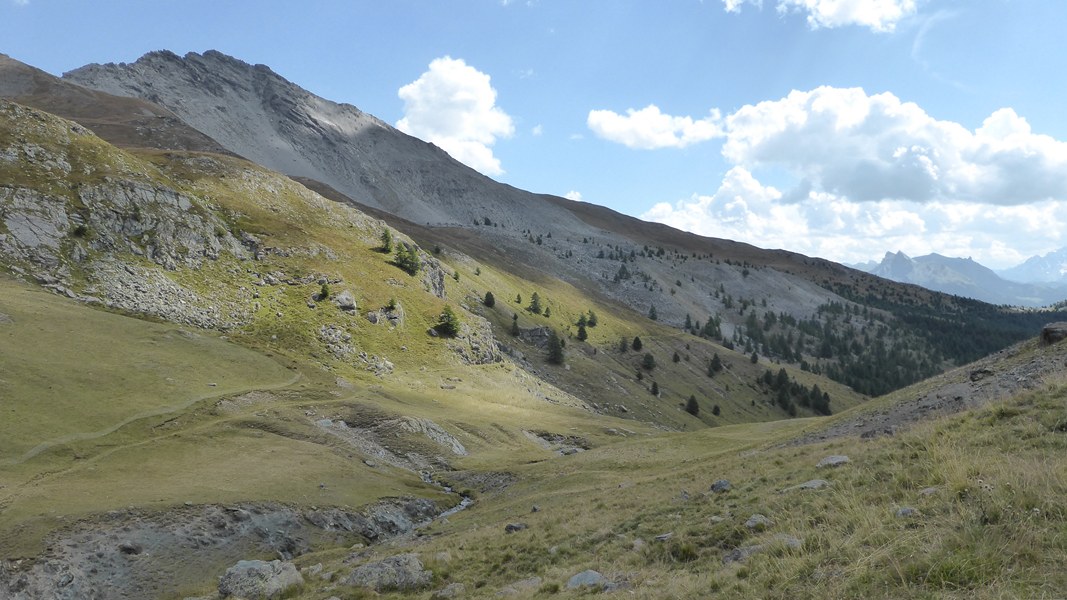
[
  {"x1": 344, "y1": 553, "x2": 431, "y2": 592},
  {"x1": 0, "y1": 498, "x2": 442, "y2": 600},
  {"x1": 1041, "y1": 322, "x2": 1067, "y2": 345},
  {"x1": 218, "y1": 560, "x2": 303, "y2": 599}
]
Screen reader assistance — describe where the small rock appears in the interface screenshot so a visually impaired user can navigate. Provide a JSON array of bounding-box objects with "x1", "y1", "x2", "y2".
[
  {"x1": 970, "y1": 368, "x2": 995, "y2": 382},
  {"x1": 710, "y1": 479, "x2": 732, "y2": 493},
  {"x1": 504, "y1": 523, "x2": 528, "y2": 534},
  {"x1": 431, "y1": 582, "x2": 466, "y2": 599},
  {"x1": 918, "y1": 486, "x2": 940, "y2": 496},
  {"x1": 118, "y1": 541, "x2": 143, "y2": 555},
  {"x1": 567, "y1": 569, "x2": 607, "y2": 590},
  {"x1": 497, "y1": 576, "x2": 542, "y2": 596},
  {"x1": 530, "y1": 505, "x2": 540, "y2": 513},
  {"x1": 783, "y1": 479, "x2": 830, "y2": 492},
  {"x1": 654, "y1": 532, "x2": 674, "y2": 542},
  {"x1": 896, "y1": 507, "x2": 920, "y2": 518},
  {"x1": 745, "y1": 514, "x2": 773, "y2": 531},
  {"x1": 816, "y1": 455, "x2": 850, "y2": 468}
]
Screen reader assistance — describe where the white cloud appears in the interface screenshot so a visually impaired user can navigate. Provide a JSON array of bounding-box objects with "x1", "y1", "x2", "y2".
[
  {"x1": 722, "y1": 87, "x2": 1067, "y2": 205},
  {"x1": 532, "y1": 124, "x2": 543, "y2": 137},
  {"x1": 638, "y1": 86, "x2": 1067, "y2": 268},
  {"x1": 397, "y1": 56, "x2": 514, "y2": 176},
  {"x1": 642, "y1": 169, "x2": 1067, "y2": 269},
  {"x1": 12, "y1": 0, "x2": 29, "y2": 5},
  {"x1": 724, "y1": 0, "x2": 917, "y2": 32},
  {"x1": 587, "y1": 104, "x2": 723, "y2": 149},
  {"x1": 564, "y1": 190, "x2": 583, "y2": 202}
]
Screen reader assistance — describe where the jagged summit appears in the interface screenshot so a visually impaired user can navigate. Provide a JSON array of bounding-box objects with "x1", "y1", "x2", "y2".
[{"x1": 65, "y1": 49, "x2": 579, "y2": 231}]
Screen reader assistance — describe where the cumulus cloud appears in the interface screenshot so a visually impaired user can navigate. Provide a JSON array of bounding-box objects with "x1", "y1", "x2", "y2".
[
  {"x1": 724, "y1": 0, "x2": 917, "y2": 32},
  {"x1": 564, "y1": 190, "x2": 583, "y2": 202},
  {"x1": 643, "y1": 169, "x2": 1067, "y2": 269},
  {"x1": 587, "y1": 105, "x2": 723, "y2": 149},
  {"x1": 398, "y1": 57, "x2": 514, "y2": 176},
  {"x1": 638, "y1": 86, "x2": 1067, "y2": 269},
  {"x1": 723, "y1": 86, "x2": 1067, "y2": 205}
]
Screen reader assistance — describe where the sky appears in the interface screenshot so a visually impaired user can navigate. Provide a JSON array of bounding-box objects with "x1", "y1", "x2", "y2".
[{"x1": 3, "y1": 0, "x2": 1067, "y2": 269}]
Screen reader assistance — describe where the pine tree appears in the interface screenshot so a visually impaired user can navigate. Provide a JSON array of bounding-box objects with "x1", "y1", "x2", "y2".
[
  {"x1": 434, "y1": 305, "x2": 461, "y2": 337},
  {"x1": 516, "y1": 293, "x2": 522, "y2": 304},
  {"x1": 528, "y1": 292, "x2": 542, "y2": 315},
  {"x1": 750, "y1": 351, "x2": 759, "y2": 364},
  {"x1": 632, "y1": 336, "x2": 643, "y2": 351},
  {"x1": 685, "y1": 395, "x2": 699, "y2": 416},
  {"x1": 547, "y1": 330, "x2": 565, "y2": 365},
  {"x1": 380, "y1": 229, "x2": 393, "y2": 253},
  {"x1": 483, "y1": 291, "x2": 496, "y2": 307},
  {"x1": 650, "y1": 381, "x2": 659, "y2": 396},
  {"x1": 712, "y1": 404, "x2": 721, "y2": 416},
  {"x1": 511, "y1": 313, "x2": 520, "y2": 337},
  {"x1": 672, "y1": 351, "x2": 681, "y2": 363},
  {"x1": 648, "y1": 304, "x2": 658, "y2": 320},
  {"x1": 587, "y1": 310, "x2": 599, "y2": 327},
  {"x1": 619, "y1": 337, "x2": 629, "y2": 353},
  {"x1": 642, "y1": 352, "x2": 656, "y2": 371},
  {"x1": 577, "y1": 314, "x2": 588, "y2": 327},
  {"x1": 543, "y1": 306, "x2": 551, "y2": 318},
  {"x1": 393, "y1": 243, "x2": 421, "y2": 275},
  {"x1": 708, "y1": 353, "x2": 723, "y2": 376},
  {"x1": 577, "y1": 323, "x2": 588, "y2": 341},
  {"x1": 684, "y1": 313, "x2": 693, "y2": 331}
]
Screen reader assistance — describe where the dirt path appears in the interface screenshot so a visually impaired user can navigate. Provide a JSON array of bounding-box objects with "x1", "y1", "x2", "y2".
[{"x1": 1, "y1": 371, "x2": 302, "y2": 467}]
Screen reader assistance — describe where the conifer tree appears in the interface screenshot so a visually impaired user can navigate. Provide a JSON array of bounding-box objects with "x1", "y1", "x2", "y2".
[
  {"x1": 547, "y1": 330, "x2": 565, "y2": 365},
  {"x1": 632, "y1": 336, "x2": 643, "y2": 351},
  {"x1": 686, "y1": 395, "x2": 699, "y2": 416},
  {"x1": 483, "y1": 291, "x2": 495, "y2": 307}
]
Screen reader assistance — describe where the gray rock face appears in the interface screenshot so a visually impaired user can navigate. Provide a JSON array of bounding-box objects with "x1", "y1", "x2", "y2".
[
  {"x1": 65, "y1": 50, "x2": 583, "y2": 232},
  {"x1": 345, "y1": 553, "x2": 431, "y2": 592},
  {"x1": 218, "y1": 560, "x2": 303, "y2": 599}
]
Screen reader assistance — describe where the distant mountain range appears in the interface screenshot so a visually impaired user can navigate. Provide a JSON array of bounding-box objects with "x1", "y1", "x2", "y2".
[
  {"x1": 999, "y1": 247, "x2": 1067, "y2": 285},
  {"x1": 854, "y1": 251, "x2": 1067, "y2": 307}
]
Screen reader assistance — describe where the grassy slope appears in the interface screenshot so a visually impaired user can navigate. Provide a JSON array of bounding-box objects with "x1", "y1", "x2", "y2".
[{"x1": 282, "y1": 361, "x2": 1067, "y2": 599}]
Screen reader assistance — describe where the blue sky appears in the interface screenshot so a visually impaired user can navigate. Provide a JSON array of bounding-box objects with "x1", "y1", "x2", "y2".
[{"x1": 4, "y1": 0, "x2": 1067, "y2": 269}]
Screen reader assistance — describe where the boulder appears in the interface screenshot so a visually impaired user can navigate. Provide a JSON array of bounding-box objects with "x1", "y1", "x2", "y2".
[
  {"x1": 710, "y1": 479, "x2": 732, "y2": 493},
  {"x1": 334, "y1": 290, "x2": 357, "y2": 311},
  {"x1": 431, "y1": 582, "x2": 466, "y2": 599},
  {"x1": 1042, "y1": 322, "x2": 1067, "y2": 345},
  {"x1": 345, "y1": 553, "x2": 431, "y2": 591},
  {"x1": 567, "y1": 569, "x2": 607, "y2": 590},
  {"x1": 816, "y1": 455, "x2": 850, "y2": 469},
  {"x1": 745, "y1": 514, "x2": 773, "y2": 531},
  {"x1": 504, "y1": 522, "x2": 528, "y2": 534},
  {"x1": 218, "y1": 559, "x2": 303, "y2": 599},
  {"x1": 782, "y1": 479, "x2": 830, "y2": 492}
]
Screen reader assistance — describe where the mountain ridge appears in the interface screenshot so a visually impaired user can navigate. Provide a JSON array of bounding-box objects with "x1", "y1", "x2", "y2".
[{"x1": 862, "y1": 250, "x2": 1067, "y2": 307}]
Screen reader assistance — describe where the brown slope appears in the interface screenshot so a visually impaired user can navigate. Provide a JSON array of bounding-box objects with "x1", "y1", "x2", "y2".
[{"x1": 0, "y1": 53, "x2": 235, "y2": 155}]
